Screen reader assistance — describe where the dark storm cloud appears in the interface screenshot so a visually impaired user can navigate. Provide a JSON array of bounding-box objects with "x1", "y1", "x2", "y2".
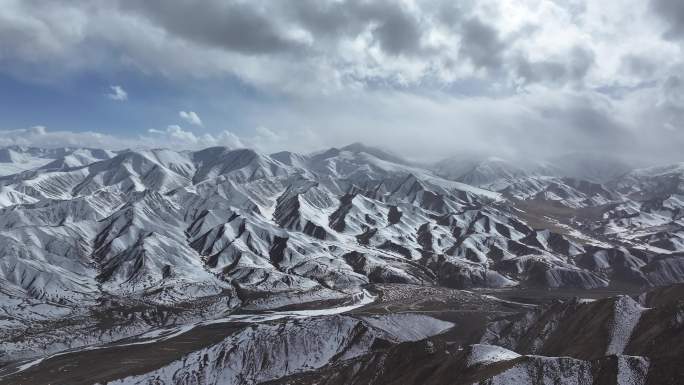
[
  {"x1": 289, "y1": 0, "x2": 423, "y2": 56},
  {"x1": 372, "y1": 6, "x2": 422, "y2": 55},
  {"x1": 651, "y1": 0, "x2": 684, "y2": 39},
  {"x1": 56, "y1": 0, "x2": 516, "y2": 65},
  {"x1": 119, "y1": 0, "x2": 536, "y2": 67},
  {"x1": 288, "y1": 0, "x2": 362, "y2": 37},
  {"x1": 515, "y1": 46, "x2": 595, "y2": 85},
  {"x1": 119, "y1": 0, "x2": 424, "y2": 57},
  {"x1": 118, "y1": 0, "x2": 303, "y2": 54},
  {"x1": 458, "y1": 17, "x2": 507, "y2": 72}
]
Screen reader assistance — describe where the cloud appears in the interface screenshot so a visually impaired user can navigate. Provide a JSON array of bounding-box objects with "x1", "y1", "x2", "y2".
[
  {"x1": 458, "y1": 17, "x2": 507, "y2": 73},
  {"x1": 1, "y1": 1, "x2": 684, "y2": 163},
  {"x1": 179, "y1": 110, "x2": 203, "y2": 126},
  {"x1": 0, "y1": 0, "x2": 673, "y2": 94},
  {"x1": 369, "y1": 4, "x2": 423, "y2": 56},
  {"x1": 0, "y1": 1, "x2": 516, "y2": 89},
  {"x1": 651, "y1": 0, "x2": 684, "y2": 40},
  {"x1": 1, "y1": 78, "x2": 682, "y2": 167},
  {"x1": 620, "y1": 54, "x2": 658, "y2": 78},
  {"x1": 661, "y1": 75, "x2": 684, "y2": 107},
  {"x1": 106, "y1": 85, "x2": 128, "y2": 101},
  {"x1": 148, "y1": 125, "x2": 197, "y2": 143},
  {"x1": 0, "y1": 125, "x2": 247, "y2": 151},
  {"x1": 119, "y1": 0, "x2": 306, "y2": 55},
  {"x1": 147, "y1": 125, "x2": 245, "y2": 149},
  {"x1": 0, "y1": 126, "x2": 130, "y2": 149},
  {"x1": 515, "y1": 46, "x2": 595, "y2": 86}
]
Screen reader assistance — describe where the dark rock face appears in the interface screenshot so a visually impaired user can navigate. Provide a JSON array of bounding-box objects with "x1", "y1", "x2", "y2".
[
  {"x1": 329, "y1": 193, "x2": 356, "y2": 232},
  {"x1": 269, "y1": 236, "x2": 289, "y2": 267},
  {"x1": 417, "y1": 223, "x2": 433, "y2": 255},
  {"x1": 387, "y1": 205, "x2": 402, "y2": 225},
  {"x1": 303, "y1": 221, "x2": 328, "y2": 240}
]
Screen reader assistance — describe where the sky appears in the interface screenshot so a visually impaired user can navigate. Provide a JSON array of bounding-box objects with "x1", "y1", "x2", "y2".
[{"x1": 1, "y1": 0, "x2": 684, "y2": 162}]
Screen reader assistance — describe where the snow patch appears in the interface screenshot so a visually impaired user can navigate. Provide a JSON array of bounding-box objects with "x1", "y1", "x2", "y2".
[
  {"x1": 606, "y1": 296, "x2": 647, "y2": 355},
  {"x1": 616, "y1": 355, "x2": 649, "y2": 385},
  {"x1": 467, "y1": 344, "x2": 521, "y2": 367}
]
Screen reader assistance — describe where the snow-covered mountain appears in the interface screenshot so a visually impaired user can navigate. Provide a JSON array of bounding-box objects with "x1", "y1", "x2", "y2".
[
  {"x1": 0, "y1": 144, "x2": 683, "y2": 315},
  {"x1": 0, "y1": 144, "x2": 683, "y2": 384}
]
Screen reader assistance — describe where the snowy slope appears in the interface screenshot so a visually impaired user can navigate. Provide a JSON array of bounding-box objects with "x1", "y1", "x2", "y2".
[
  {"x1": 0, "y1": 145, "x2": 682, "y2": 315},
  {"x1": 0, "y1": 144, "x2": 683, "y2": 379}
]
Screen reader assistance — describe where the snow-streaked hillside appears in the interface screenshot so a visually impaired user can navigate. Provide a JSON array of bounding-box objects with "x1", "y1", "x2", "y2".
[
  {"x1": 0, "y1": 145, "x2": 683, "y2": 313},
  {"x1": 0, "y1": 144, "x2": 683, "y2": 383}
]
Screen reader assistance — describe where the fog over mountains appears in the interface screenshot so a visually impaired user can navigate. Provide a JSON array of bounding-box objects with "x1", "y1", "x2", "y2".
[{"x1": 0, "y1": 143, "x2": 683, "y2": 384}]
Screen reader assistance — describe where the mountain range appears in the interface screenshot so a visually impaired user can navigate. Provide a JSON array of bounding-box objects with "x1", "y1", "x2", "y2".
[{"x1": 0, "y1": 143, "x2": 683, "y2": 384}]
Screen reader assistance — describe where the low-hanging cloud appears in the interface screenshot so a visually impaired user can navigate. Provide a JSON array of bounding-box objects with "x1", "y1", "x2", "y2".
[
  {"x1": 0, "y1": 125, "x2": 247, "y2": 151},
  {"x1": 147, "y1": 125, "x2": 244, "y2": 149},
  {"x1": 0, "y1": 126, "x2": 130, "y2": 149}
]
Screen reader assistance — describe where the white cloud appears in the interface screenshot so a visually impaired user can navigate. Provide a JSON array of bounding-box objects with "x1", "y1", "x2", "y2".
[
  {"x1": 106, "y1": 85, "x2": 128, "y2": 101},
  {"x1": 179, "y1": 110, "x2": 203, "y2": 126},
  {"x1": 0, "y1": 125, "x2": 247, "y2": 151},
  {"x1": 149, "y1": 125, "x2": 198, "y2": 143},
  {"x1": 0, "y1": 126, "x2": 130, "y2": 149},
  {"x1": 147, "y1": 125, "x2": 245, "y2": 149}
]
